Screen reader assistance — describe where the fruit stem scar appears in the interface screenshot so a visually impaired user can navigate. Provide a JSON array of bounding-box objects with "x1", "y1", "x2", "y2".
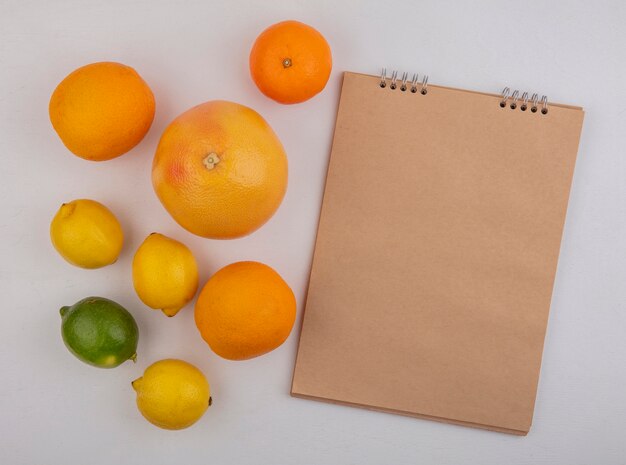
[
  {"x1": 282, "y1": 58, "x2": 292, "y2": 68},
  {"x1": 59, "y1": 202, "x2": 75, "y2": 218},
  {"x1": 202, "y1": 153, "x2": 220, "y2": 170},
  {"x1": 60, "y1": 306, "x2": 70, "y2": 317},
  {"x1": 130, "y1": 353, "x2": 137, "y2": 363},
  {"x1": 208, "y1": 396, "x2": 213, "y2": 407}
]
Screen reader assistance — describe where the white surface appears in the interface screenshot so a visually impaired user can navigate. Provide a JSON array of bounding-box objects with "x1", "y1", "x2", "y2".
[{"x1": 1, "y1": 0, "x2": 625, "y2": 463}]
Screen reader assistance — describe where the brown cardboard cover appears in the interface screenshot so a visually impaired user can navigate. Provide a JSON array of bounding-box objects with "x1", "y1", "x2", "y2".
[{"x1": 291, "y1": 72, "x2": 585, "y2": 435}]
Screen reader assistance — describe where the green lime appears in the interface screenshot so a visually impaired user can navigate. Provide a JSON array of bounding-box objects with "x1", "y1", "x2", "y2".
[{"x1": 60, "y1": 296, "x2": 139, "y2": 368}]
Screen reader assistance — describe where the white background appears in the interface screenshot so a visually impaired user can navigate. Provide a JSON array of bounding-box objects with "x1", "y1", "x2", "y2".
[{"x1": 1, "y1": 0, "x2": 625, "y2": 463}]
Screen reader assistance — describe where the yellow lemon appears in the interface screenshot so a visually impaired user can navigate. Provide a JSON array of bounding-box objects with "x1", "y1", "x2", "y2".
[
  {"x1": 132, "y1": 359, "x2": 211, "y2": 430},
  {"x1": 132, "y1": 233, "x2": 199, "y2": 317},
  {"x1": 50, "y1": 199, "x2": 123, "y2": 269}
]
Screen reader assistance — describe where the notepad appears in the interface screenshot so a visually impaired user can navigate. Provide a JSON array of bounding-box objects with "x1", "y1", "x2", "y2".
[{"x1": 291, "y1": 71, "x2": 584, "y2": 435}]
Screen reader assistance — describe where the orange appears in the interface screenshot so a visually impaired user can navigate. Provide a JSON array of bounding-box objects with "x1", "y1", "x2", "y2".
[
  {"x1": 249, "y1": 20, "x2": 332, "y2": 104},
  {"x1": 49, "y1": 62, "x2": 155, "y2": 161},
  {"x1": 194, "y1": 261, "x2": 296, "y2": 360},
  {"x1": 152, "y1": 100, "x2": 287, "y2": 239}
]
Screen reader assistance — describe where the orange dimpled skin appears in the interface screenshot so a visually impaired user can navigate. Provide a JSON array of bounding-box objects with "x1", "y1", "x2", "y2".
[
  {"x1": 49, "y1": 62, "x2": 155, "y2": 161},
  {"x1": 152, "y1": 100, "x2": 288, "y2": 239},
  {"x1": 250, "y1": 20, "x2": 332, "y2": 104},
  {"x1": 194, "y1": 261, "x2": 296, "y2": 360}
]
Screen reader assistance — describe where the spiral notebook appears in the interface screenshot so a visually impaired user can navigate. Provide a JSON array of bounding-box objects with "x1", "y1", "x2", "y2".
[{"x1": 291, "y1": 71, "x2": 585, "y2": 435}]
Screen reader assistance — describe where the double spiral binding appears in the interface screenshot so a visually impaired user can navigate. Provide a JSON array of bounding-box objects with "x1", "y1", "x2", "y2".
[
  {"x1": 500, "y1": 87, "x2": 549, "y2": 115},
  {"x1": 379, "y1": 68, "x2": 429, "y2": 94},
  {"x1": 379, "y1": 69, "x2": 549, "y2": 115}
]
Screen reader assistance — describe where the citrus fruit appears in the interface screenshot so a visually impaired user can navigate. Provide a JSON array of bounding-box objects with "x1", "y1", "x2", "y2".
[
  {"x1": 60, "y1": 297, "x2": 139, "y2": 368},
  {"x1": 249, "y1": 20, "x2": 332, "y2": 104},
  {"x1": 50, "y1": 199, "x2": 123, "y2": 269},
  {"x1": 132, "y1": 233, "x2": 199, "y2": 317},
  {"x1": 194, "y1": 261, "x2": 296, "y2": 360},
  {"x1": 152, "y1": 100, "x2": 288, "y2": 239},
  {"x1": 49, "y1": 61, "x2": 155, "y2": 161},
  {"x1": 132, "y1": 359, "x2": 211, "y2": 430}
]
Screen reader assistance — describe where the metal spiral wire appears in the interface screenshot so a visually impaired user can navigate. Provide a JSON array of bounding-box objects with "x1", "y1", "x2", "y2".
[
  {"x1": 380, "y1": 70, "x2": 548, "y2": 114},
  {"x1": 379, "y1": 68, "x2": 429, "y2": 95},
  {"x1": 501, "y1": 87, "x2": 548, "y2": 114}
]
